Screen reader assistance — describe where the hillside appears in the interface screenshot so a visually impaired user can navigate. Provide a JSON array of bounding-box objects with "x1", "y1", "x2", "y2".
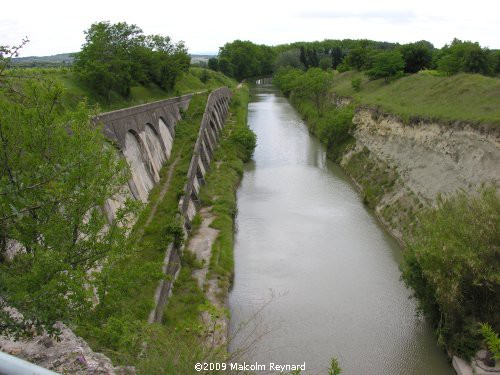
[
  {"x1": 331, "y1": 71, "x2": 500, "y2": 125},
  {"x1": 14, "y1": 66, "x2": 235, "y2": 112}
]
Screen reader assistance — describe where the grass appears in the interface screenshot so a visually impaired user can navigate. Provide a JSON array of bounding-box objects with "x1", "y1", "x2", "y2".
[
  {"x1": 7, "y1": 66, "x2": 235, "y2": 112},
  {"x1": 74, "y1": 84, "x2": 254, "y2": 374},
  {"x1": 331, "y1": 70, "x2": 500, "y2": 125},
  {"x1": 74, "y1": 92, "x2": 210, "y2": 369},
  {"x1": 200, "y1": 85, "x2": 252, "y2": 295}
]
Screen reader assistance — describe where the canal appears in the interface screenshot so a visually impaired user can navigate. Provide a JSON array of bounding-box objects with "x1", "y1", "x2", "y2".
[{"x1": 228, "y1": 84, "x2": 452, "y2": 374}]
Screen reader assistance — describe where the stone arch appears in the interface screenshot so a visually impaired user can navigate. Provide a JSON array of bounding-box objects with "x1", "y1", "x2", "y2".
[
  {"x1": 123, "y1": 130, "x2": 155, "y2": 202},
  {"x1": 144, "y1": 124, "x2": 165, "y2": 174},
  {"x1": 211, "y1": 110, "x2": 222, "y2": 130},
  {"x1": 158, "y1": 117, "x2": 173, "y2": 159}
]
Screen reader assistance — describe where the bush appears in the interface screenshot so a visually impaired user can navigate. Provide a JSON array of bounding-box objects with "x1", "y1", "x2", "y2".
[
  {"x1": 230, "y1": 126, "x2": 257, "y2": 162},
  {"x1": 401, "y1": 187, "x2": 500, "y2": 357},
  {"x1": 366, "y1": 51, "x2": 405, "y2": 82},
  {"x1": 351, "y1": 77, "x2": 362, "y2": 91}
]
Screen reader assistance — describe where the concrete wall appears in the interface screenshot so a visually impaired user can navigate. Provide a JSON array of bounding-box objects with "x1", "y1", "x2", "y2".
[
  {"x1": 179, "y1": 87, "x2": 231, "y2": 229},
  {"x1": 94, "y1": 94, "x2": 192, "y2": 220},
  {"x1": 149, "y1": 87, "x2": 232, "y2": 323}
]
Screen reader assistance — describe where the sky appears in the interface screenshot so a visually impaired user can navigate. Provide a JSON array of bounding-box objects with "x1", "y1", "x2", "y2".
[{"x1": 1, "y1": 0, "x2": 499, "y2": 57}]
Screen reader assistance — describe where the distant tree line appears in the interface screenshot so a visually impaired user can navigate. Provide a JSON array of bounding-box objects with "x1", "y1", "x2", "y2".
[
  {"x1": 207, "y1": 40, "x2": 275, "y2": 81},
  {"x1": 208, "y1": 38, "x2": 499, "y2": 82},
  {"x1": 74, "y1": 21, "x2": 190, "y2": 101}
]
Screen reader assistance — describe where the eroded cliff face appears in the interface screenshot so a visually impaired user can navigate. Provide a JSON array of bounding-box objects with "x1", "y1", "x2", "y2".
[{"x1": 340, "y1": 108, "x2": 500, "y2": 242}]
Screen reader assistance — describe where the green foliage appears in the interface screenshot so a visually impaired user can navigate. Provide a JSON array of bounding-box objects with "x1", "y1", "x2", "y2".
[
  {"x1": 399, "y1": 40, "x2": 434, "y2": 73},
  {"x1": 273, "y1": 67, "x2": 304, "y2": 97},
  {"x1": 274, "y1": 49, "x2": 304, "y2": 71},
  {"x1": 366, "y1": 51, "x2": 405, "y2": 82},
  {"x1": 479, "y1": 323, "x2": 500, "y2": 360},
  {"x1": 230, "y1": 125, "x2": 257, "y2": 162},
  {"x1": 76, "y1": 93, "x2": 210, "y2": 368},
  {"x1": 207, "y1": 57, "x2": 218, "y2": 71},
  {"x1": 200, "y1": 86, "x2": 253, "y2": 297},
  {"x1": 74, "y1": 21, "x2": 189, "y2": 101},
  {"x1": 330, "y1": 70, "x2": 500, "y2": 125},
  {"x1": 293, "y1": 68, "x2": 334, "y2": 116},
  {"x1": 436, "y1": 39, "x2": 493, "y2": 76},
  {"x1": 214, "y1": 40, "x2": 275, "y2": 80},
  {"x1": 351, "y1": 77, "x2": 362, "y2": 91},
  {"x1": 401, "y1": 187, "x2": 500, "y2": 357},
  {"x1": 344, "y1": 47, "x2": 372, "y2": 71},
  {"x1": 328, "y1": 357, "x2": 342, "y2": 375},
  {"x1": 0, "y1": 46, "x2": 134, "y2": 337}
]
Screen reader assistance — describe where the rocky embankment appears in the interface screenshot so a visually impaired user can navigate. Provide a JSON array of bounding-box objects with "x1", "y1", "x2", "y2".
[
  {"x1": 0, "y1": 322, "x2": 134, "y2": 374},
  {"x1": 341, "y1": 107, "x2": 500, "y2": 243}
]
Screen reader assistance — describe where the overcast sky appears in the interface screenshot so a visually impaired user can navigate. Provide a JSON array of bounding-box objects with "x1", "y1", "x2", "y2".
[{"x1": 2, "y1": 0, "x2": 499, "y2": 57}]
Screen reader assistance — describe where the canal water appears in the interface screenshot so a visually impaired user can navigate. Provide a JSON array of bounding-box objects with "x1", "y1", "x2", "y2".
[{"x1": 228, "y1": 84, "x2": 452, "y2": 374}]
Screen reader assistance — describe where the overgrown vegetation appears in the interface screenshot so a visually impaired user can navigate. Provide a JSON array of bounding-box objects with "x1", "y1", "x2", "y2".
[
  {"x1": 208, "y1": 40, "x2": 275, "y2": 80},
  {"x1": 74, "y1": 21, "x2": 190, "y2": 101},
  {"x1": 199, "y1": 85, "x2": 255, "y2": 295},
  {"x1": 330, "y1": 70, "x2": 500, "y2": 125},
  {"x1": 0, "y1": 41, "x2": 136, "y2": 339},
  {"x1": 401, "y1": 187, "x2": 500, "y2": 358},
  {"x1": 274, "y1": 67, "x2": 355, "y2": 161}
]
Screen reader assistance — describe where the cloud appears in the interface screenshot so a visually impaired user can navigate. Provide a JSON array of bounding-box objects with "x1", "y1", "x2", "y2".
[{"x1": 296, "y1": 9, "x2": 418, "y2": 23}]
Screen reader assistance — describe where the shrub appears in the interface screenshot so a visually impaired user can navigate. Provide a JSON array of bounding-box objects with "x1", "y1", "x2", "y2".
[
  {"x1": 351, "y1": 77, "x2": 362, "y2": 91},
  {"x1": 401, "y1": 187, "x2": 500, "y2": 357}
]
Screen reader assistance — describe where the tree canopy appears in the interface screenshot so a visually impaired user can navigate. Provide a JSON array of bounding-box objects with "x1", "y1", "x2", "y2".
[
  {"x1": 210, "y1": 40, "x2": 275, "y2": 80},
  {"x1": 74, "y1": 21, "x2": 189, "y2": 101}
]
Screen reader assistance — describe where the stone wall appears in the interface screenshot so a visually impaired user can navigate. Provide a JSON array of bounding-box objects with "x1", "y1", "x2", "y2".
[
  {"x1": 94, "y1": 95, "x2": 192, "y2": 221},
  {"x1": 149, "y1": 87, "x2": 232, "y2": 323}
]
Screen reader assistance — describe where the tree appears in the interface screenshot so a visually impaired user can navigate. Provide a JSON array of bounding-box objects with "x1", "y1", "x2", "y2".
[
  {"x1": 344, "y1": 47, "x2": 371, "y2": 71},
  {"x1": 0, "y1": 43, "x2": 136, "y2": 338},
  {"x1": 273, "y1": 67, "x2": 304, "y2": 97},
  {"x1": 330, "y1": 46, "x2": 344, "y2": 70},
  {"x1": 217, "y1": 40, "x2": 275, "y2": 80},
  {"x1": 366, "y1": 51, "x2": 405, "y2": 82},
  {"x1": 399, "y1": 41, "x2": 434, "y2": 73},
  {"x1": 295, "y1": 68, "x2": 333, "y2": 116},
  {"x1": 207, "y1": 57, "x2": 219, "y2": 71},
  {"x1": 74, "y1": 21, "x2": 143, "y2": 100},
  {"x1": 74, "y1": 21, "x2": 189, "y2": 100},
  {"x1": 274, "y1": 49, "x2": 304, "y2": 71},
  {"x1": 437, "y1": 39, "x2": 492, "y2": 76}
]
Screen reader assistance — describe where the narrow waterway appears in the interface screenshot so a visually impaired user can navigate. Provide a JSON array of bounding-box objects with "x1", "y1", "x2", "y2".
[{"x1": 228, "y1": 84, "x2": 452, "y2": 375}]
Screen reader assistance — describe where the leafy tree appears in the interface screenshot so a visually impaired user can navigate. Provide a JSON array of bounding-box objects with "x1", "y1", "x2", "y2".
[
  {"x1": 294, "y1": 68, "x2": 333, "y2": 116},
  {"x1": 399, "y1": 41, "x2": 434, "y2": 73},
  {"x1": 273, "y1": 67, "x2": 304, "y2": 97},
  {"x1": 319, "y1": 56, "x2": 332, "y2": 70},
  {"x1": 74, "y1": 21, "x2": 143, "y2": 100},
  {"x1": 0, "y1": 43, "x2": 136, "y2": 338},
  {"x1": 344, "y1": 47, "x2": 371, "y2": 71},
  {"x1": 216, "y1": 40, "x2": 275, "y2": 80},
  {"x1": 330, "y1": 46, "x2": 344, "y2": 70},
  {"x1": 402, "y1": 187, "x2": 500, "y2": 357},
  {"x1": 207, "y1": 57, "x2": 219, "y2": 71},
  {"x1": 437, "y1": 39, "x2": 492, "y2": 76},
  {"x1": 366, "y1": 51, "x2": 405, "y2": 82},
  {"x1": 274, "y1": 49, "x2": 304, "y2": 70},
  {"x1": 74, "y1": 21, "x2": 189, "y2": 100}
]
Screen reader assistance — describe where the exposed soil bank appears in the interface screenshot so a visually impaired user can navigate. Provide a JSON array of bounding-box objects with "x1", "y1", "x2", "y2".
[{"x1": 341, "y1": 107, "x2": 500, "y2": 243}]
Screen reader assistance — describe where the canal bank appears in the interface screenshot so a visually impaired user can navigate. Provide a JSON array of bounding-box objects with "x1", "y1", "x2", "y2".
[{"x1": 228, "y1": 84, "x2": 453, "y2": 374}]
